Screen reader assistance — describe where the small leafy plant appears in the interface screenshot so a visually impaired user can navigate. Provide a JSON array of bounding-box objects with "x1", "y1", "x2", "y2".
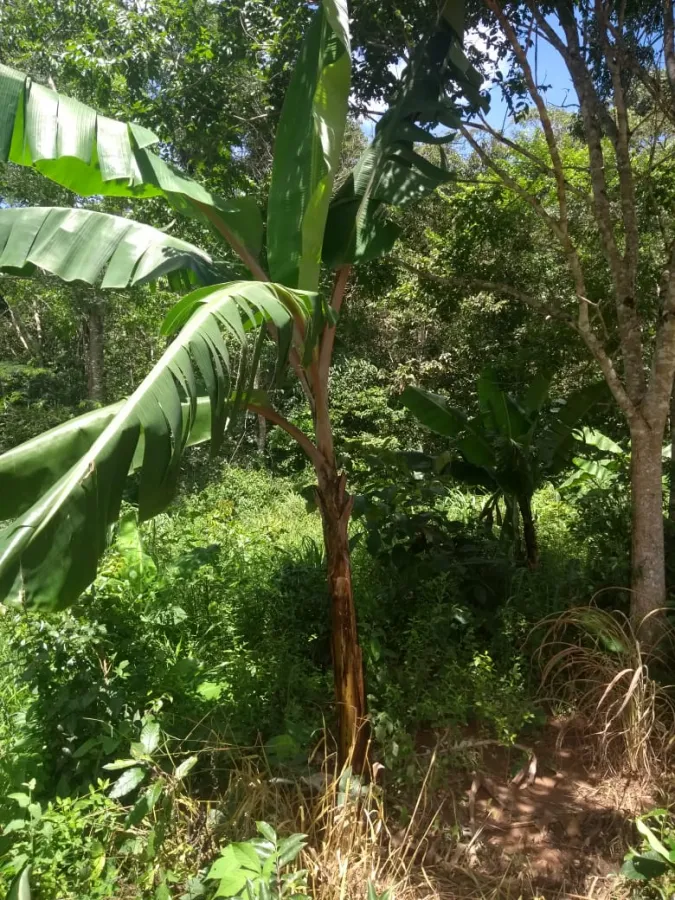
[
  {"x1": 204, "y1": 821, "x2": 308, "y2": 900},
  {"x1": 622, "y1": 809, "x2": 675, "y2": 891}
]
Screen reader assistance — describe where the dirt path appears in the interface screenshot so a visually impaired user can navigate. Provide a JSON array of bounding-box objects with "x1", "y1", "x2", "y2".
[{"x1": 416, "y1": 720, "x2": 654, "y2": 897}]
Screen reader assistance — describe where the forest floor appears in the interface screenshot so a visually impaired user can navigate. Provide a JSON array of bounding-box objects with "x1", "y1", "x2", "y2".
[{"x1": 400, "y1": 719, "x2": 652, "y2": 899}]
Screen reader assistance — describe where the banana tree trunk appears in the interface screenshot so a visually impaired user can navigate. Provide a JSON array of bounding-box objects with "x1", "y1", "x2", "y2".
[
  {"x1": 517, "y1": 492, "x2": 538, "y2": 568},
  {"x1": 315, "y1": 462, "x2": 368, "y2": 772}
]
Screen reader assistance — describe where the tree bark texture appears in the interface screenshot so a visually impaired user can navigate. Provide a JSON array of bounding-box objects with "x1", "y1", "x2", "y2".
[
  {"x1": 316, "y1": 465, "x2": 368, "y2": 772},
  {"x1": 85, "y1": 304, "x2": 105, "y2": 402},
  {"x1": 630, "y1": 424, "x2": 667, "y2": 644}
]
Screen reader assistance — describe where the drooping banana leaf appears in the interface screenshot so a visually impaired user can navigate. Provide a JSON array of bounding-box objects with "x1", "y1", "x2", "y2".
[
  {"x1": 0, "y1": 396, "x2": 212, "y2": 520},
  {"x1": 267, "y1": 0, "x2": 350, "y2": 290},
  {"x1": 322, "y1": 1, "x2": 486, "y2": 268},
  {"x1": 0, "y1": 281, "x2": 328, "y2": 610},
  {"x1": 0, "y1": 207, "x2": 215, "y2": 289},
  {"x1": 575, "y1": 427, "x2": 623, "y2": 455},
  {"x1": 0, "y1": 64, "x2": 263, "y2": 258}
]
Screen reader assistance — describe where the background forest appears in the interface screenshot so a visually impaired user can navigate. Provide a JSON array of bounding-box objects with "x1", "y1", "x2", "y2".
[{"x1": 2, "y1": 1, "x2": 675, "y2": 898}]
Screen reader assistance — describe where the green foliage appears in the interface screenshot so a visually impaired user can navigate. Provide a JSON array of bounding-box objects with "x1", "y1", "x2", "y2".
[
  {"x1": 267, "y1": 0, "x2": 350, "y2": 290},
  {"x1": 622, "y1": 810, "x2": 675, "y2": 895},
  {"x1": 204, "y1": 822, "x2": 308, "y2": 900},
  {"x1": 0, "y1": 282, "x2": 329, "y2": 610},
  {"x1": 401, "y1": 369, "x2": 607, "y2": 560},
  {"x1": 0, "y1": 780, "x2": 119, "y2": 900}
]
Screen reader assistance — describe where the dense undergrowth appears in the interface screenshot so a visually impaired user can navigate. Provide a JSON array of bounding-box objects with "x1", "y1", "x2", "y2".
[{"x1": 0, "y1": 460, "x2": 636, "y2": 899}]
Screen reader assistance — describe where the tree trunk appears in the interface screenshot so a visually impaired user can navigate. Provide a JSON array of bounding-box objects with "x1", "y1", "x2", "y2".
[
  {"x1": 316, "y1": 463, "x2": 368, "y2": 772},
  {"x1": 669, "y1": 388, "x2": 675, "y2": 523},
  {"x1": 85, "y1": 305, "x2": 106, "y2": 402},
  {"x1": 630, "y1": 423, "x2": 666, "y2": 644},
  {"x1": 517, "y1": 493, "x2": 538, "y2": 569}
]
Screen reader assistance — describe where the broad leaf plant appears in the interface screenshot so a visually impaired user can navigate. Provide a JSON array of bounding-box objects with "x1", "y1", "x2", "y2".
[{"x1": 0, "y1": 0, "x2": 481, "y2": 767}]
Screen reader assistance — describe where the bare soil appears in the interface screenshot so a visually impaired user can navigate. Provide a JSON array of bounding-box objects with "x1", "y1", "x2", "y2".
[{"x1": 411, "y1": 720, "x2": 655, "y2": 898}]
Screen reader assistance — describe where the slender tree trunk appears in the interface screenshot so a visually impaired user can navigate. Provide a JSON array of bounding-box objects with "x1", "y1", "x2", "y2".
[
  {"x1": 517, "y1": 493, "x2": 538, "y2": 569},
  {"x1": 1, "y1": 298, "x2": 43, "y2": 362},
  {"x1": 85, "y1": 304, "x2": 105, "y2": 402},
  {"x1": 315, "y1": 461, "x2": 368, "y2": 772},
  {"x1": 253, "y1": 370, "x2": 267, "y2": 452},
  {"x1": 630, "y1": 423, "x2": 666, "y2": 644},
  {"x1": 669, "y1": 388, "x2": 675, "y2": 523}
]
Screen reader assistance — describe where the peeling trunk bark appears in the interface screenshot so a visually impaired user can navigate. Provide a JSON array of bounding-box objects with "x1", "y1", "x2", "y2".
[
  {"x1": 517, "y1": 493, "x2": 538, "y2": 569},
  {"x1": 316, "y1": 464, "x2": 367, "y2": 772},
  {"x1": 85, "y1": 305, "x2": 105, "y2": 403},
  {"x1": 630, "y1": 424, "x2": 666, "y2": 645}
]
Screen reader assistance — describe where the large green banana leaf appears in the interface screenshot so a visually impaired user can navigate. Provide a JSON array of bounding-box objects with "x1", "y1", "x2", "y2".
[
  {"x1": 403, "y1": 378, "x2": 608, "y2": 489},
  {"x1": 267, "y1": 0, "x2": 350, "y2": 290},
  {"x1": 400, "y1": 385, "x2": 496, "y2": 467},
  {"x1": 0, "y1": 64, "x2": 262, "y2": 257},
  {"x1": 322, "y1": 1, "x2": 485, "y2": 268},
  {"x1": 0, "y1": 396, "x2": 212, "y2": 521},
  {"x1": 477, "y1": 369, "x2": 531, "y2": 443},
  {"x1": 0, "y1": 281, "x2": 328, "y2": 610},
  {"x1": 0, "y1": 207, "x2": 215, "y2": 289}
]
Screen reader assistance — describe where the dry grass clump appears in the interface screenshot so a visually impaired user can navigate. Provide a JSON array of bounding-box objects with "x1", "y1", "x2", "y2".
[
  {"x1": 216, "y1": 739, "x2": 439, "y2": 900},
  {"x1": 534, "y1": 604, "x2": 675, "y2": 775},
  {"x1": 209, "y1": 739, "x2": 577, "y2": 900}
]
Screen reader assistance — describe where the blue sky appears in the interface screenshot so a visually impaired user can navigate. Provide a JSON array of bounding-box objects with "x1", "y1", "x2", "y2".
[
  {"x1": 478, "y1": 27, "x2": 578, "y2": 130},
  {"x1": 359, "y1": 29, "x2": 578, "y2": 138}
]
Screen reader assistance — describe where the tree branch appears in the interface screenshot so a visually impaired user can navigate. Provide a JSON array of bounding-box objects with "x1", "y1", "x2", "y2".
[
  {"x1": 247, "y1": 402, "x2": 322, "y2": 468},
  {"x1": 483, "y1": 0, "x2": 571, "y2": 231},
  {"x1": 394, "y1": 258, "x2": 566, "y2": 320},
  {"x1": 458, "y1": 124, "x2": 567, "y2": 243},
  {"x1": 664, "y1": 0, "x2": 675, "y2": 115},
  {"x1": 464, "y1": 118, "x2": 590, "y2": 204}
]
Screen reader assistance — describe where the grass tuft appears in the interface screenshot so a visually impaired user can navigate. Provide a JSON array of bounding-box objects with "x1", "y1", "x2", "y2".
[{"x1": 534, "y1": 602, "x2": 675, "y2": 775}]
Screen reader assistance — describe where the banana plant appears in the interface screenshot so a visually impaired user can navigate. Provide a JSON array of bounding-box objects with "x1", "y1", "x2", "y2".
[
  {"x1": 402, "y1": 371, "x2": 607, "y2": 567},
  {"x1": 0, "y1": 0, "x2": 481, "y2": 769}
]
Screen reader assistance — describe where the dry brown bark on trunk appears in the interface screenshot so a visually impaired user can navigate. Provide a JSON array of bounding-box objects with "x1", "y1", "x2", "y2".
[{"x1": 316, "y1": 466, "x2": 368, "y2": 772}]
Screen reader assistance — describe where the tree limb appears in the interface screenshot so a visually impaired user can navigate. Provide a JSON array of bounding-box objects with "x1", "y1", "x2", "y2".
[{"x1": 247, "y1": 402, "x2": 322, "y2": 468}]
